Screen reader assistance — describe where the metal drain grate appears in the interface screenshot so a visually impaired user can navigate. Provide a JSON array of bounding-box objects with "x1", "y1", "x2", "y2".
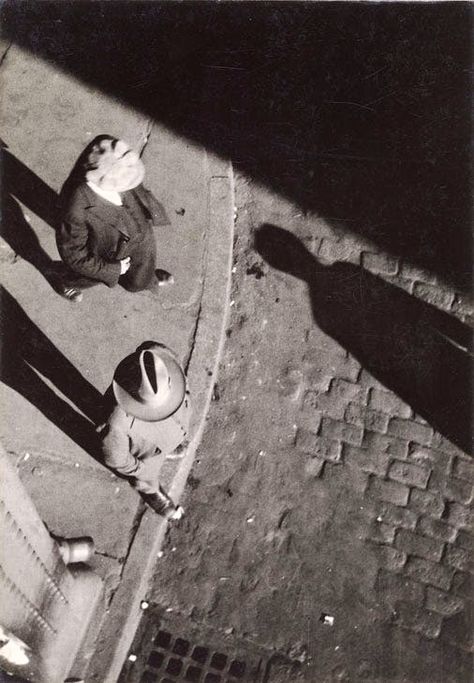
[
  {"x1": 141, "y1": 628, "x2": 249, "y2": 683},
  {"x1": 120, "y1": 612, "x2": 267, "y2": 683}
]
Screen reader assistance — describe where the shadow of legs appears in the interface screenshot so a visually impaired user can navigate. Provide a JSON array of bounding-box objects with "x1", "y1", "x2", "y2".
[
  {"x1": 0, "y1": 287, "x2": 104, "y2": 437},
  {"x1": 0, "y1": 192, "x2": 54, "y2": 269},
  {"x1": 0, "y1": 147, "x2": 64, "y2": 287},
  {"x1": 1, "y1": 360, "x2": 100, "y2": 459},
  {"x1": 2, "y1": 147, "x2": 59, "y2": 229}
]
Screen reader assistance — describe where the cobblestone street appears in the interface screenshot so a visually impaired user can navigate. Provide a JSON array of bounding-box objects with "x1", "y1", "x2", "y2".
[
  {"x1": 123, "y1": 173, "x2": 472, "y2": 683},
  {"x1": 0, "y1": 3, "x2": 471, "y2": 681}
]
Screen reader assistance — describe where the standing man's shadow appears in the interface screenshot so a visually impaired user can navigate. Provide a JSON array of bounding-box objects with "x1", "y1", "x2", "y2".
[
  {"x1": 0, "y1": 142, "x2": 63, "y2": 285},
  {"x1": 0, "y1": 286, "x2": 102, "y2": 458},
  {"x1": 255, "y1": 224, "x2": 472, "y2": 454}
]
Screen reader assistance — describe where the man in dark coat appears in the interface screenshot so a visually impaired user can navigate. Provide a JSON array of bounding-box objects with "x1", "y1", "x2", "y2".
[{"x1": 57, "y1": 135, "x2": 173, "y2": 302}]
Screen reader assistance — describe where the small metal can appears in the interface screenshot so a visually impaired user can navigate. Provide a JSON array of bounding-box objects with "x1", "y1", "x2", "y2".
[{"x1": 58, "y1": 537, "x2": 94, "y2": 564}]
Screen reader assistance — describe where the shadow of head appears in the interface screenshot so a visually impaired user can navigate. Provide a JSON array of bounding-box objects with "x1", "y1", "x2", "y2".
[{"x1": 254, "y1": 223, "x2": 317, "y2": 280}]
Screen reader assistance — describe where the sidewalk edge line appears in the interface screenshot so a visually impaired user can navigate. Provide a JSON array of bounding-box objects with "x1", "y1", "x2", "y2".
[{"x1": 84, "y1": 161, "x2": 235, "y2": 683}]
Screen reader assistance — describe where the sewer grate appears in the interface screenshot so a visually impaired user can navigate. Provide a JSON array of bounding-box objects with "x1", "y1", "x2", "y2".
[
  {"x1": 119, "y1": 605, "x2": 274, "y2": 683},
  {"x1": 120, "y1": 612, "x2": 268, "y2": 683},
  {"x1": 142, "y1": 628, "x2": 249, "y2": 682}
]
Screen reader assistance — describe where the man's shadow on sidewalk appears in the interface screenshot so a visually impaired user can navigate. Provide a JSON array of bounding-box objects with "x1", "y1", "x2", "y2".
[
  {"x1": 255, "y1": 224, "x2": 472, "y2": 454},
  {"x1": 0, "y1": 143, "x2": 63, "y2": 285},
  {"x1": 0, "y1": 287, "x2": 103, "y2": 459}
]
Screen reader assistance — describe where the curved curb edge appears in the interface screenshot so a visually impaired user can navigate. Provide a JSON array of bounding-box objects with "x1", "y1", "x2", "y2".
[{"x1": 83, "y1": 157, "x2": 235, "y2": 683}]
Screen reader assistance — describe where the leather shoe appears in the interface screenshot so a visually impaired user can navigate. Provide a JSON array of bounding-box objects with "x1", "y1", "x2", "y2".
[{"x1": 141, "y1": 490, "x2": 183, "y2": 520}]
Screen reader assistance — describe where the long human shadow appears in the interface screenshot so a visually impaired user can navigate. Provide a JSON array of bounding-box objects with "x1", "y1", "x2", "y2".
[
  {"x1": 2, "y1": 3, "x2": 471, "y2": 290},
  {"x1": 0, "y1": 287, "x2": 102, "y2": 459},
  {"x1": 0, "y1": 144, "x2": 63, "y2": 283},
  {"x1": 255, "y1": 224, "x2": 472, "y2": 454}
]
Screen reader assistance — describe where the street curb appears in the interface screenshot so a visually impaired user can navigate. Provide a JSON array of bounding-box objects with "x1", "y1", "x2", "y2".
[{"x1": 83, "y1": 156, "x2": 235, "y2": 683}]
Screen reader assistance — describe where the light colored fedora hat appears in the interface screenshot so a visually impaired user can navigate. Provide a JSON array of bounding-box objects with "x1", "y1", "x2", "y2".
[
  {"x1": 84, "y1": 136, "x2": 145, "y2": 193},
  {"x1": 113, "y1": 342, "x2": 186, "y2": 421}
]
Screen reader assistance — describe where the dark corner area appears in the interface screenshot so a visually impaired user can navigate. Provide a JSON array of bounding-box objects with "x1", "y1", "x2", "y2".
[{"x1": 2, "y1": 1, "x2": 472, "y2": 291}]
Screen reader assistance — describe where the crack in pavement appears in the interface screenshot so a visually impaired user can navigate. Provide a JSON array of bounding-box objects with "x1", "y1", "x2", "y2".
[
  {"x1": 138, "y1": 118, "x2": 154, "y2": 157},
  {"x1": 94, "y1": 550, "x2": 123, "y2": 561},
  {"x1": 0, "y1": 41, "x2": 12, "y2": 69},
  {"x1": 185, "y1": 299, "x2": 203, "y2": 374}
]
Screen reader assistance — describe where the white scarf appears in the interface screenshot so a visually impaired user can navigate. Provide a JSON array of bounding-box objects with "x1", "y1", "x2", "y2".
[{"x1": 87, "y1": 180, "x2": 122, "y2": 206}]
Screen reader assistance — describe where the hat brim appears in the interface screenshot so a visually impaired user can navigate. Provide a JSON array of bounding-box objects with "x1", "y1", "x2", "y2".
[{"x1": 112, "y1": 351, "x2": 186, "y2": 421}]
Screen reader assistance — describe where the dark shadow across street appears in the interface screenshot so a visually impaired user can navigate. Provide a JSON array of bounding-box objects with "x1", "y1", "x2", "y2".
[
  {"x1": 2, "y1": 1, "x2": 471, "y2": 291},
  {"x1": 255, "y1": 224, "x2": 473, "y2": 454}
]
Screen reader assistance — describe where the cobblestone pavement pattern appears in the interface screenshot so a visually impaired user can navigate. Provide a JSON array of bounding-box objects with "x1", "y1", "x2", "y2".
[
  {"x1": 0, "y1": 5, "x2": 472, "y2": 682},
  {"x1": 137, "y1": 174, "x2": 473, "y2": 683}
]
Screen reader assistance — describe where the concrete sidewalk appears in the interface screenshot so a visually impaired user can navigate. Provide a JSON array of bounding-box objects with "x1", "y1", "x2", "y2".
[{"x1": 0, "y1": 43, "x2": 234, "y2": 681}]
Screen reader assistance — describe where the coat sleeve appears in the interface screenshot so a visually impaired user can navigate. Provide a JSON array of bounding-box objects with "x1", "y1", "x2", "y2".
[
  {"x1": 57, "y1": 211, "x2": 122, "y2": 287},
  {"x1": 136, "y1": 185, "x2": 170, "y2": 227},
  {"x1": 99, "y1": 419, "x2": 144, "y2": 478},
  {"x1": 99, "y1": 420, "x2": 161, "y2": 494}
]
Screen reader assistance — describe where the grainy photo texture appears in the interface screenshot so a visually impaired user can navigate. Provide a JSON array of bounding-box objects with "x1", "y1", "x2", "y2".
[{"x1": 0, "y1": 2, "x2": 472, "y2": 682}]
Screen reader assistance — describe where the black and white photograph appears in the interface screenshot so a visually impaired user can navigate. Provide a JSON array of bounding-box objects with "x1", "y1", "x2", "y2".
[{"x1": 0, "y1": 1, "x2": 472, "y2": 682}]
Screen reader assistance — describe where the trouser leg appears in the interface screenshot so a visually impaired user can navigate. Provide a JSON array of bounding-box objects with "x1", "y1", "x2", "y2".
[
  {"x1": 138, "y1": 486, "x2": 177, "y2": 516},
  {"x1": 131, "y1": 452, "x2": 179, "y2": 517},
  {"x1": 60, "y1": 267, "x2": 103, "y2": 290},
  {"x1": 133, "y1": 477, "x2": 160, "y2": 495},
  {"x1": 134, "y1": 476, "x2": 179, "y2": 517},
  {"x1": 128, "y1": 449, "x2": 164, "y2": 493}
]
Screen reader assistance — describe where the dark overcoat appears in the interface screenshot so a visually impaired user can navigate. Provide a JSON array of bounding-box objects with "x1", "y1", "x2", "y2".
[{"x1": 57, "y1": 183, "x2": 169, "y2": 290}]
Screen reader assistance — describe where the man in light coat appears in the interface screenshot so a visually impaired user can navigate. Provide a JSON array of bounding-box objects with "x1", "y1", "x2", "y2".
[{"x1": 97, "y1": 341, "x2": 191, "y2": 519}]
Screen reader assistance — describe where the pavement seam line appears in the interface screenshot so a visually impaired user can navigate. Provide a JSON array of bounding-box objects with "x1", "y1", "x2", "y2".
[
  {"x1": 183, "y1": 167, "x2": 212, "y2": 372},
  {"x1": 138, "y1": 118, "x2": 154, "y2": 156},
  {"x1": 0, "y1": 41, "x2": 12, "y2": 68}
]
